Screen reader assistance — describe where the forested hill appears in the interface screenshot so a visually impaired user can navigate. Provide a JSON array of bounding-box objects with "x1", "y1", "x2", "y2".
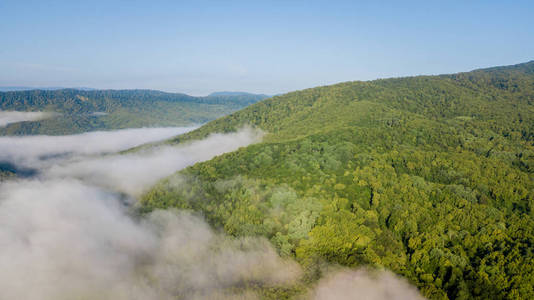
[
  {"x1": 165, "y1": 61, "x2": 534, "y2": 144},
  {"x1": 0, "y1": 89, "x2": 268, "y2": 135},
  {"x1": 142, "y1": 61, "x2": 534, "y2": 299}
]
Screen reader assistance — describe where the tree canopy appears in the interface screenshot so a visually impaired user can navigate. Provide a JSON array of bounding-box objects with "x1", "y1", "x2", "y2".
[{"x1": 141, "y1": 61, "x2": 534, "y2": 299}]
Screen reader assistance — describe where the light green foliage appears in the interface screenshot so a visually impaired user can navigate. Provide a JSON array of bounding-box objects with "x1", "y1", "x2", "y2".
[{"x1": 141, "y1": 61, "x2": 534, "y2": 299}]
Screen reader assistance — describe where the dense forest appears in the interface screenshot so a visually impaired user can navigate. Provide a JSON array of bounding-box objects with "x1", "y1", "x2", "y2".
[
  {"x1": 141, "y1": 61, "x2": 534, "y2": 299},
  {"x1": 0, "y1": 89, "x2": 268, "y2": 135}
]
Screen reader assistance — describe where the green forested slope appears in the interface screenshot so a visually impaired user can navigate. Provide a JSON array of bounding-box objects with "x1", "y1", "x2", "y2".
[
  {"x1": 0, "y1": 89, "x2": 267, "y2": 135},
  {"x1": 141, "y1": 61, "x2": 534, "y2": 299}
]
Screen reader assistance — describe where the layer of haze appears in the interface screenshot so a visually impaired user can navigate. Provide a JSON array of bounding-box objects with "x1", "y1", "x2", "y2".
[
  {"x1": 0, "y1": 128, "x2": 424, "y2": 299},
  {"x1": 1, "y1": 1, "x2": 533, "y2": 95},
  {"x1": 310, "y1": 269, "x2": 424, "y2": 300},
  {"x1": 0, "y1": 127, "x2": 296, "y2": 299},
  {"x1": 48, "y1": 128, "x2": 263, "y2": 196},
  {"x1": 0, "y1": 127, "x2": 195, "y2": 168},
  {"x1": 0, "y1": 110, "x2": 54, "y2": 127}
]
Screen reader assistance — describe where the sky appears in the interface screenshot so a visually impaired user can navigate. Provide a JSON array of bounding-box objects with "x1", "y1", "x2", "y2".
[{"x1": 0, "y1": 0, "x2": 533, "y2": 96}]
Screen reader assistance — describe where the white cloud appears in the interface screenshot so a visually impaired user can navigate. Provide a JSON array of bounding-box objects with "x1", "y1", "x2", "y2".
[
  {"x1": 48, "y1": 127, "x2": 263, "y2": 196},
  {"x1": 0, "y1": 179, "x2": 300, "y2": 300},
  {"x1": 0, "y1": 126, "x2": 196, "y2": 168},
  {"x1": 309, "y1": 269, "x2": 424, "y2": 300},
  {"x1": 0, "y1": 110, "x2": 55, "y2": 127}
]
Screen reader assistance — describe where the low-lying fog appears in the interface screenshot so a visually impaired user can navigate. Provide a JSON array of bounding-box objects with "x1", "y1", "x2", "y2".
[
  {"x1": 0, "y1": 110, "x2": 55, "y2": 127},
  {"x1": 0, "y1": 127, "x2": 423, "y2": 299}
]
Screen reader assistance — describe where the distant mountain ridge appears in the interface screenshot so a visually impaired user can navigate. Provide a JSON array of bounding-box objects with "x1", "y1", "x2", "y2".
[
  {"x1": 0, "y1": 86, "x2": 96, "y2": 92},
  {"x1": 0, "y1": 89, "x2": 269, "y2": 135},
  {"x1": 208, "y1": 91, "x2": 271, "y2": 97}
]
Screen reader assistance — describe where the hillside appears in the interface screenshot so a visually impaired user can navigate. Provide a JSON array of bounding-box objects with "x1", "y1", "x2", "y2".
[
  {"x1": 141, "y1": 61, "x2": 534, "y2": 299},
  {"x1": 0, "y1": 89, "x2": 268, "y2": 135}
]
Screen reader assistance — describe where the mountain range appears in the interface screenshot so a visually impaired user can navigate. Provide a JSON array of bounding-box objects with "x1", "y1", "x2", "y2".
[{"x1": 0, "y1": 89, "x2": 269, "y2": 135}]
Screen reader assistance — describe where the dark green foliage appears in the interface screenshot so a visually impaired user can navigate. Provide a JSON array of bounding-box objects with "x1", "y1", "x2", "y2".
[
  {"x1": 0, "y1": 89, "x2": 268, "y2": 135},
  {"x1": 141, "y1": 61, "x2": 534, "y2": 299}
]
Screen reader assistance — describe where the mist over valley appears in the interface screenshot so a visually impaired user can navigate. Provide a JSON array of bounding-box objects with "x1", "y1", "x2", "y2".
[{"x1": 0, "y1": 127, "x2": 421, "y2": 299}]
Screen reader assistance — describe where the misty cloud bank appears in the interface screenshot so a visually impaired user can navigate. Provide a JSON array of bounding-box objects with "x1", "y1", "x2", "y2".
[
  {"x1": 0, "y1": 127, "x2": 424, "y2": 299},
  {"x1": 0, "y1": 127, "x2": 296, "y2": 300},
  {"x1": 0, "y1": 179, "x2": 300, "y2": 300},
  {"x1": 0, "y1": 127, "x2": 195, "y2": 168},
  {"x1": 310, "y1": 269, "x2": 424, "y2": 300},
  {"x1": 48, "y1": 128, "x2": 262, "y2": 196},
  {"x1": 0, "y1": 110, "x2": 55, "y2": 127}
]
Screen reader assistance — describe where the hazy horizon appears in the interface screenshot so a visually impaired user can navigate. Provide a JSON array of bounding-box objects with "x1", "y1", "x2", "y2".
[
  {"x1": 0, "y1": 86, "x2": 272, "y2": 97},
  {"x1": 1, "y1": 59, "x2": 532, "y2": 97}
]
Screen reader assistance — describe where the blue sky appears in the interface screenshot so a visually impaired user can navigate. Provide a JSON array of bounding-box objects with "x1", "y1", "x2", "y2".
[{"x1": 0, "y1": 0, "x2": 533, "y2": 95}]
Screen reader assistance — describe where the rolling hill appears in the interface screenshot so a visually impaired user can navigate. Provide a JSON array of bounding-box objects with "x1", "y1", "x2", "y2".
[
  {"x1": 141, "y1": 61, "x2": 534, "y2": 299},
  {"x1": 0, "y1": 89, "x2": 268, "y2": 135}
]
